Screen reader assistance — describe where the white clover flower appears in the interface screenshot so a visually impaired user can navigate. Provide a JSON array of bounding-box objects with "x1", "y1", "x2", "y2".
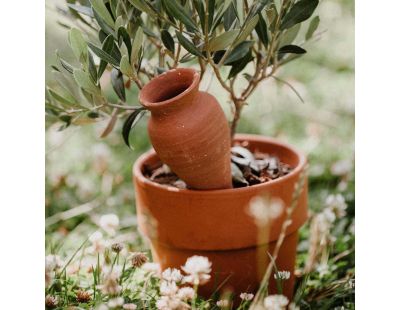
[
  {"x1": 248, "y1": 196, "x2": 283, "y2": 226},
  {"x1": 178, "y1": 287, "x2": 195, "y2": 301},
  {"x1": 97, "y1": 304, "x2": 109, "y2": 310},
  {"x1": 288, "y1": 303, "x2": 300, "y2": 310},
  {"x1": 88, "y1": 230, "x2": 107, "y2": 253},
  {"x1": 216, "y1": 299, "x2": 229, "y2": 307},
  {"x1": 98, "y1": 271, "x2": 122, "y2": 295},
  {"x1": 123, "y1": 304, "x2": 137, "y2": 310},
  {"x1": 108, "y1": 297, "x2": 124, "y2": 308},
  {"x1": 45, "y1": 255, "x2": 64, "y2": 271},
  {"x1": 322, "y1": 208, "x2": 336, "y2": 224},
  {"x1": 182, "y1": 256, "x2": 212, "y2": 285},
  {"x1": 330, "y1": 159, "x2": 352, "y2": 176},
  {"x1": 160, "y1": 280, "x2": 179, "y2": 296},
  {"x1": 263, "y1": 294, "x2": 289, "y2": 310},
  {"x1": 325, "y1": 194, "x2": 347, "y2": 218},
  {"x1": 239, "y1": 292, "x2": 254, "y2": 301},
  {"x1": 99, "y1": 214, "x2": 120, "y2": 236},
  {"x1": 274, "y1": 270, "x2": 291, "y2": 280},
  {"x1": 316, "y1": 263, "x2": 329, "y2": 277},
  {"x1": 162, "y1": 268, "x2": 183, "y2": 283},
  {"x1": 156, "y1": 296, "x2": 186, "y2": 310},
  {"x1": 142, "y1": 262, "x2": 161, "y2": 277}
]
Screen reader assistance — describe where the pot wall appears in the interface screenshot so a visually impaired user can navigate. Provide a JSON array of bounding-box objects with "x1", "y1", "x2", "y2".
[{"x1": 133, "y1": 134, "x2": 308, "y2": 299}]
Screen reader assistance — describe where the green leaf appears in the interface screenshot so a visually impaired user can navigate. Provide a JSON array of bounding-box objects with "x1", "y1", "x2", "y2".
[
  {"x1": 73, "y1": 69, "x2": 101, "y2": 95},
  {"x1": 128, "y1": 0, "x2": 157, "y2": 17},
  {"x1": 305, "y1": 15, "x2": 320, "y2": 40},
  {"x1": 280, "y1": 23, "x2": 301, "y2": 46},
  {"x1": 47, "y1": 88, "x2": 77, "y2": 105},
  {"x1": 224, "y1": 41, "x2": 254, "y2": 64},
  {"x1": 93, "y1": 9, "x2": 115, "y2": 38},
  {"x1": 98, "y1": 35, "x2": 115, "y2": 77},
  {"x1": 175, "y1": 32, "x2": 203, "y2": 57},
  {"x1": 67, "y1": 4, "x2": 94, "y2": 17},
  {"x1": 163, "y1": 0, "x2": 197, "y2": 32},
  {"x1": 255, "y1": 13, "x2": 269, "y2": 48},
  {"x1": 131, "y1": 28, "x2": 143, "y2": 64},
  {"x1": 122, "y1": 108, "x2": 146, "y2": 148},
  {"x1": 193, "y1": 0, "x2": 205, "y2": 32},
  {"x1": 111, "y1": 69, "x2": 126, "y2": 102},
  {"x1": 223, "y1": 3, "x2": 237, "y2": 31},
  {"x1": 228, "y1": 51, "x2": 253, "y2": 79},
  {"x1": 208, "y1": 29, "x2": 240, "y2": 51},
  {"x1": 114, "y1": 16, "x2": 124, "y2": 31},
  {"x1": 120, "y1": 55, "x2": 134, "y2": 77},
  {"x1": 280, "y1": 0, "x2": 319, "y2": 30},
  {"x1": 88, "y1": 52, "x2": 98, "y2": 82},
  {"x1": 68, "y1": 28, "x2": 88, "y2": 64},
  {"x1": 278, "y1": 44, "x2": 307, "y2": 55},
  {"x1": 236, "y1": 15, "x2": 259, "y2": 45},
  {"x1": 91, "y1": 0, "x2": 115, "y2": 28},
  {"x1": 161, "y1": 30, "x2": 175, "y2": 53},
  {"x1": 246, "y1": 0, "x2": 269, "y2": 21},
  {"x1": 208, "y1": 0, "x2": 215, "y2": 30},
  {"x1": 118, "y1": 27, "x2": 132, "y2": 59},
  {"x1": 56, "y1": 52, "x2": 74, "y2": 74},
  {"x1": 88, "y1": 42, "x2": 120, "y2": 67}
]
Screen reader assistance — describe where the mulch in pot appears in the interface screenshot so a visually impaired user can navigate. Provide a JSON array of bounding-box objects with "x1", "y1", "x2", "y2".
[{"x1": 143, "y1": 141, "x2": 293, "y2": 189}]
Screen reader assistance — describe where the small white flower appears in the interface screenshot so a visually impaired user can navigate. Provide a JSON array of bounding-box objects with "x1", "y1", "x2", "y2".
[
  {"x1": 98, "y1": 271, "x2": 122, "y2": 295},
  {"x1": 97, "y1": 304, "x2": 109, "y2": 310},
  {"x1": 160, "y1": 280, "x2": 179, "y2": 296},
  {"x1": 182, "y1": 256, "x2": 212, "y2": 285},
  {"x1": 156, "y1": 296, "x2": 185, "y2": 310},
  {"x1": 45, "y1": 255, "x2": 64, "y2": 271},
  {"x1": 248, "y1": 197, "x2": 283, "y2": 226},
  {"x1": 108, "y1": 297, "x2": 124, "y2": 308},
  {"x1": 216, "y1": 299, "x2": 229, "y2": 307},
  {"x1": 263, "y1": 294, "x2": 289, "y2": 310},
  {"x1": 239, "y1": 292, "x2": 254, "y2": 301},
  {"x1": 142, "y1": 262, "x2": 161, "y2": 277},
  {"x1": 123, "y1": 304, "x2": 137, "y2": 310},
  {"x1": 330, "y1": 159, "x2": 352, "y2": 176},
  {"x1": 178, "y1": 287, "x2": 195, "y2": 301},
  {"x1": 89, "y1": 230, "x2": 106, "y2": 253},
  {"x1": 325, "y1": 194, "x2": 347, "y2": 218},
  {"x1": 274, "y1": 270, "x2": 291, "y2": 280},
  {"x1": 288, "y1": 302, "x2": 300, "y2": 310},
  {"x1": 99, "y1": 214, "x2": 120, "y2": 236},
  {"x1": 162, "y1": 268, "x2": 183, "y2": 283},
  {"x1": 322, "y1": 208, "x2": 336, "y2": 224},
  {"x1": 316, "y1": 263, "x2": 329, "y2": 277}
]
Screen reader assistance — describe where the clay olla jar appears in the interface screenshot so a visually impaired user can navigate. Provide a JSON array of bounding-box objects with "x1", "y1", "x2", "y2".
[
  {"x1": 139, "y1": 68, "x2": 232, "y2": 190},
  {"x1": 133, "y1": 134, "x2": 308, "y2": 299}
]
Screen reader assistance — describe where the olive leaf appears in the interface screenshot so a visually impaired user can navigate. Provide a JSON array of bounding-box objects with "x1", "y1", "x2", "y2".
[
  {"x1": 280, "y1": 24, "x2": 301, "y2": 47},
  {"x1": 122, "y1": 108, "x2": 147, "y2": 148},
  {"x1": 111, "y1": 69, "x2": 126, "y2": 102},
  {"x1": 93, "y1": 9, "x2": 115, "y2": 38},
  {"x1": 88, "y1": 52, "x2": 98, "y2": 82},
  {"x1": 280, "y1": 0, "x2": 319, "y2": 30},
  {"x1": 278, "y1": 44, "x2": 307, "y2": 59},
  {"x1": 67, "y1": 4, "x2": 94, "y2": 17},
  {"x1": 68, "y1": 28, "x2": 88, "y2": 64},
  {"x1": 118, "y1": 27, "x2": 132, "y2": 58},
  {"x1": 175, "y1": 32, "x2": 203, "y2": 57},
  {"x1": 208, "y1": 29, "x2": 240, "y2": 51},
  {"x1": 91, "y1": 0, "x2": 115, "y2": 28},
  {"x1": 236, "y1": 15, "x2": 259, "y2": 45},
  {"x1": 228, "y1": 50, "x2": 253, "y2": 78},
  {"x1": 56, "y1": 51, "x2": 74, "y2": 74},
  {"x1": 88, "y1": 41, "x2": 120, "y2": 67},
  {"x1": 131, "y1": 28, "x2": 143, "y2": 64},
  {"x1": 120, "y1": 55, "x2": 134, "y2": 77},
  {"x1": 223, "y1": 3, "x2": 237, "y2": 31},
  {"x1": 114, "y1": 16, "x2": 124, "y2": 31},
  {"x1": 128, "y1": 0, "x2": 157, "y2": 17},
  {"x1": 161, "y1": 29, "x2": 175, "y2": 53},
  {"x1": 255, "y1": 13, "x2": 269, "y2": 48},
  {"x1": 73, "y1": 69, "x2": 101, "y2": 95},
  {"x1": 305, "y1": 15, "x2": 320, "y2": 40},
  {"x1": 163, "y1": 0, "x2": 197, "y2": 32},
  {"x1": 97, "y1": 35, "x2": 115, "y2": 78},
  {"x1": 47, "y1": 88, "x2": 77, "y2": 106},
  {"x1": 224, "y1": 40, "x2": 253, "y2": 64}
]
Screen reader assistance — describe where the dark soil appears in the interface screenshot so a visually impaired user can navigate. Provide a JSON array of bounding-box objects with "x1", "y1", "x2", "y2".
[{"x1": 143, "y1": 141, "x2": 293, "y2": 189}]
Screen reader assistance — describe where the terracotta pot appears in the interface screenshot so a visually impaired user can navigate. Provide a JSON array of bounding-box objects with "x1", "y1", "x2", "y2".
[
  {"x1": 133, "y1": 134, "x2": 308, "y2": 299},
  {"x1": 139, "y1": 68, "x2": 232, "y2": 190}
]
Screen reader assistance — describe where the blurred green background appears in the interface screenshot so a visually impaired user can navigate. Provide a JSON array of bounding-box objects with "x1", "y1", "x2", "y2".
[{"x1": 46, "y1": 0, "x2": 354, "y2": 268}]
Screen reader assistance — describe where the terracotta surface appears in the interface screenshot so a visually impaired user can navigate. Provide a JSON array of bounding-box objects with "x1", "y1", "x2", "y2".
[
  {"x1": 139, "y1": 68, "x2": 232, "y2": 190},
  {"x1": 133, "y1": 134, "x2": 308, "y2": 299}
]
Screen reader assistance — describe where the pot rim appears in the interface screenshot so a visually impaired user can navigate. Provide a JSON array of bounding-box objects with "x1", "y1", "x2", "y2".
[
  {"x1": 139, "y1": 68, "x2": 200, "y2": 110},
  {"x1": 133, "y1": 134, "x2": 307, "y2": 195}
]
